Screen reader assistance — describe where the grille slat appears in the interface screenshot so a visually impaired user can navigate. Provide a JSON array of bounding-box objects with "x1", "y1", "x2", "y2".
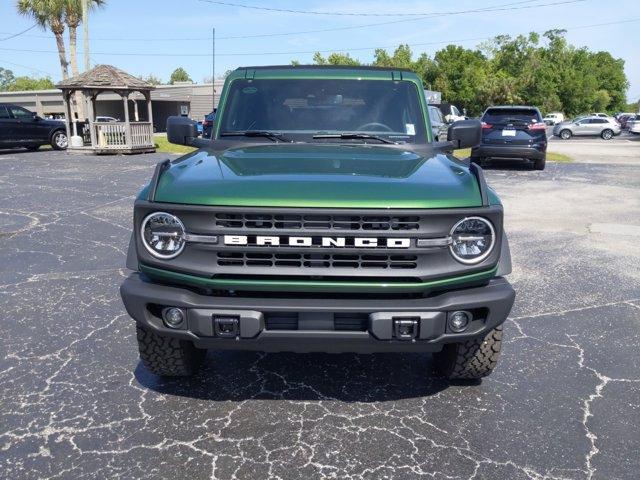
[
  {"x1": 214, "y1": 212, "x2": 419, "y2": 231},
  {"x1": 265, "y1": 312, "x2": 368, "y2": 331},
  {"x1": 217, "y1": 252, "x2": 417, "y2": 269}
]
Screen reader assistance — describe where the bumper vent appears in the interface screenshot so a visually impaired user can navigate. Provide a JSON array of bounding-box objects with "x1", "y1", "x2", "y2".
[
  {"x1": 215, "y1": 212, "x2": 419, "y2": 231},
  {"x1": 217, "y1": 252, "x2": 418, "y2": 269},
  {"x1": 264, "y1": 312, "x2": 369, "y2": 331}
]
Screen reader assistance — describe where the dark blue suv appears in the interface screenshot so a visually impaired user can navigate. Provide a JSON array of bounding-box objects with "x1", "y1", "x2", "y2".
[
  {"x1": 202, "y1": 109, "x2": 216, "y2": 139},
  {"x1": 471, "y1": 106, "x2": 547, "y2": 170}
]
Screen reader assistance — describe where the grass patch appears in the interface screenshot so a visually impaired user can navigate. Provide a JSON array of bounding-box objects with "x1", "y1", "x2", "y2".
[
  {"x1": 154, "y1": 135, "x2": 196, "y2": 154},
  {"x1": 547, "y1": 151, "x2": 572, "y2": 162}
]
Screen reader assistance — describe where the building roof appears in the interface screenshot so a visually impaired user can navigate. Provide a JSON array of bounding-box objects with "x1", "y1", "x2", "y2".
[{"x1": 56, "y1": 64, "x2": 154, "y2": 90}]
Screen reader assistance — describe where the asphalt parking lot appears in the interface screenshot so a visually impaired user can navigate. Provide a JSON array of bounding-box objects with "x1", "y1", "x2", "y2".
[{"x1": 1, "y1": 143, "x2": 639, "y2": 479}]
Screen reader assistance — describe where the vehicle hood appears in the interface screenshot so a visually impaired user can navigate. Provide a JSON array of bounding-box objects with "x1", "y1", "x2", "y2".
[{"x1": 150, "y1": 143, "x2": 483, "y2": 208}]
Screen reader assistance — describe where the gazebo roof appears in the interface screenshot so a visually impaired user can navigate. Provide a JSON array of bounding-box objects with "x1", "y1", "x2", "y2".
[{"x1": 56, "y1": 64, "x2": 154, "y2": 91}]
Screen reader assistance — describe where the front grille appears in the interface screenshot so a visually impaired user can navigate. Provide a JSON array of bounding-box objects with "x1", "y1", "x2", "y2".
[
  {"x1": 264, "y1": 312, "x2": 368, "y2": 331},
  {"x1": 217, "y1": 252, "x2": 418, "y2": 269},
  {"x1": 215, "y1": 212, "x2": 419, "y2": 231}
]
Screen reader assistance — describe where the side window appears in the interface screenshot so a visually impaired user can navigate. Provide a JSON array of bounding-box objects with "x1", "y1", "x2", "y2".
[
  {"x1": 0, "y1": 106, "x2": 10, "y2": 119},
  {"x1": 9, "y1": 106, "x2": 33, "y2": 119}
]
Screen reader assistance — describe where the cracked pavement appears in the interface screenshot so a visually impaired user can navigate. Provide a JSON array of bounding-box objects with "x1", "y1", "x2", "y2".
[{"x1": 1, "y1": 149, "x2": 639, "y2": 479}]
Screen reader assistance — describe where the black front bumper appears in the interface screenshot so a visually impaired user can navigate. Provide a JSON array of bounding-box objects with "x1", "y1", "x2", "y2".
[
  {"x1": 472, "y1": 144, "x2": 546, "y2": 160},
  {"x1": 120, "y1": 273, "x2": 515, "y2": 353}
]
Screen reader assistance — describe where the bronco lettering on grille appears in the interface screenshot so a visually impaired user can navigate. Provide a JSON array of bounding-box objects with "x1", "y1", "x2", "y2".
[{"x1": 223, "y1": 235, "x2": 411, "y2": 248}]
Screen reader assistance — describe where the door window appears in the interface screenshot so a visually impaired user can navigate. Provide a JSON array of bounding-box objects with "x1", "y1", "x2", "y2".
[
  {"x1": 0, "y1": 106, "x2": 10, "y2": 119},
  {"x1": 9, "y1": 106, "x2": 34, "y2": 119}
]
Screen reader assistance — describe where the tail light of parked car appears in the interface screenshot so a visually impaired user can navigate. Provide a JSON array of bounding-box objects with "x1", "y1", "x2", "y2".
[{"x1": 481, "y1": 122, "x2": 492, "y2": 129}]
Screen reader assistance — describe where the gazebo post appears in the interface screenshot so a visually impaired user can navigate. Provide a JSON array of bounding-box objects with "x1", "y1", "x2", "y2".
[
  {"x1": 145, "y1": 91, "x2": 154, "y2": 130},
  {"x1": 86, "y1": 90, "x2": 97, "y2": 149},
  {"x1": 62, "y1": 91, "x2": 72, "y2": 141},
  {"x1": 122, "y1": 92, "x2": 132, "y2": 148}
]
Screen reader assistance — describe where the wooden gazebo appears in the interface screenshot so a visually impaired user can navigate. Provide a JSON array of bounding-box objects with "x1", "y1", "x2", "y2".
[{"x1": 57, "y1": 65, "x2": 156, "y2": 154}]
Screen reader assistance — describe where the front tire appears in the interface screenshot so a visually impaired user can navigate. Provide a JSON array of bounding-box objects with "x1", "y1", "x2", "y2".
[
  {"x1": 433, "y1": 326, "x2": 503, "y2": 380},
  {"x1": 136, "y1": 325, "x2": 206, "y2": 377},
  {"x1": 559, "y1": 129, "x2": 572, "y2": 140},
  {"x1": 51, "y1": 130, "x2": 68, "y2": 150},
  {"x1": 601, "y1": 129, "x2": 613, "y2": 140}
]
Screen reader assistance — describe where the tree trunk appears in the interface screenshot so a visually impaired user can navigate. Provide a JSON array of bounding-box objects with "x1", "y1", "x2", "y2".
[
  {"x1": 52, "y1": 27, "x2": 69, "y2": 80},
  {"x1": 68, "y1": 25, "x2": 85, "y2": 120}
]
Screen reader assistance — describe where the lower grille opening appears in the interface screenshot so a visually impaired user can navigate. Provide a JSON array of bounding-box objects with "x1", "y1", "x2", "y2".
[{"x1": 264, "y1": 312, "x2": 369, "y2": 331}]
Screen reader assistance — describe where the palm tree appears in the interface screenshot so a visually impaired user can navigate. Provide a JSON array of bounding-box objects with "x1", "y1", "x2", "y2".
[
  {"x1": 64, "y1": 0, "x2": 104, "y2": 80},
  {"x1": 64, "y1": 0, "x2": 104, "y2": 120},
  {"x1": 17, "y1": 0, "x2": 69, "y2": 80}
]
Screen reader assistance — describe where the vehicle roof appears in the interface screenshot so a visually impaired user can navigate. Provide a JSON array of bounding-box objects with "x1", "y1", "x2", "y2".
[
  {"x1": 230, "y1": 65, "x2": 422, "y2": 83},
  {"x1": 485, "y1": 105, "x2": 540, "y2": 110},
  {"x1": 237, "y1": 65, "x2": 415, "y2": 73}
]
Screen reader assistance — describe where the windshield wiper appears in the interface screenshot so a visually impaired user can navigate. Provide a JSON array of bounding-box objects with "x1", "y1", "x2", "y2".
[
  {"x1": 220, "y1": 130, "x2": 292, "y2": 142},
  {"x1": 312, "y1": 133, "x2": 396, "y2": 144}
]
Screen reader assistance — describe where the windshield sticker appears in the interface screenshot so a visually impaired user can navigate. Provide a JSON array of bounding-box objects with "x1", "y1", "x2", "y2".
[
  {"x1": 405, "y1": 124, "x2": 416, "y2": 135},
  {"x1": 242, "y1": 86, "x2": 258, "y2": 94}
]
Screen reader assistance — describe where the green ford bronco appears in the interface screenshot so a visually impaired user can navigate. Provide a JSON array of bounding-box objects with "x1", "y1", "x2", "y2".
[{"x1": 120, "y1": 66, "x2": 515, "y2": 380}]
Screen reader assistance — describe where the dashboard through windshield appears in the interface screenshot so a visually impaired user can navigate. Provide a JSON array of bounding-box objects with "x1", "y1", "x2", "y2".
[{"x1": 218, "y1": 78, "x2": 427, "y2": 143}]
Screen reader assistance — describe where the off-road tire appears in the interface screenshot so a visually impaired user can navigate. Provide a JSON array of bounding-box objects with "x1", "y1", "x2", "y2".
[
  {"x1": 533, "y1": 157, "x2": 546, "y2": 170},
  {"x1": 434, "y1": 326, "x2": 503, "y2": 380},
  {"x1": 136, "y1": 325, "x2": 206, "y2": 377},
  {"x1": 559, "y1": 129, "x2": 572, "y2": 140}
]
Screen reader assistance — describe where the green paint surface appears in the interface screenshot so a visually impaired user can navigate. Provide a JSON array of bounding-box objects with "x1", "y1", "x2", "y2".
[
  {"x1": 140, "y1": 264, "x2": 497, "y2": 293},
  {"x1": 151, "y1": 145, "x2": 482, "y2": 208}
]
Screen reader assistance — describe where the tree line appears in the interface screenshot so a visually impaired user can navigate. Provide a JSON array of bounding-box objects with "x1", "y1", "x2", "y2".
[{"x1": 302, "y1": 30, "x2": 631, "y2": 116}]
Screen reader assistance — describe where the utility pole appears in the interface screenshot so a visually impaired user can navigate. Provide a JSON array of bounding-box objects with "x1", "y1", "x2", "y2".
[
  {"x1": 215, "y1": 27, "x2": 216, "y2": 112},
  {"x1": 82, "y1": 0, "x2": 89, "y2": 71}
]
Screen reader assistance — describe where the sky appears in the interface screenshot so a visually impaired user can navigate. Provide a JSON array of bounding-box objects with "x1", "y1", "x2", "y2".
[{"x1": 0, "y1": 0, "x2": 639, "y2": 102}]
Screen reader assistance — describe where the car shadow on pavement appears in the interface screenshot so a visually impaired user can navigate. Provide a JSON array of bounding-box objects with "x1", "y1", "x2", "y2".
[{"x1": 134, "y1": 351, "x2": 464, "y2": 402}]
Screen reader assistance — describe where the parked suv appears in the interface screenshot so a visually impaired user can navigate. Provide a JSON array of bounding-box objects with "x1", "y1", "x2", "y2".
[
  {"x1": 553, "y1": 116, "x2": 621, "y2": 140},
  {"x1": 0, "y1": 103, "x2": 67, "y2": 150},
  {"x1": 120, "y1": 66, "x2": 515, "y2": 381},
  {"x1": 471, "y1": 106, "x2": 547, "y2": 170},
  {"x1": 542, "y1": 112, "x2": 564, "y2": 125},
  {"x1": 202, "y1": 109, "x2": 216, "y2": 139},
  {"x1": 428, "y1": 105, "x2": 448, "y2": 141},
  {"x1": 627, "y1": 115, "x2": 640, "y2": 134}
]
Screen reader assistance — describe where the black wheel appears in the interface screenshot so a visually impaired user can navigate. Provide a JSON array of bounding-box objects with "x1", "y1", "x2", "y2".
[
  {"x1": 26, "y1": 145, "x2": 40, "y2": 151},
  {"x1": 533, "y1": 157, "x2": 546, "y2": 170},
  {"x1": 601, "y1": 129, "x2": 613, "y2": 140},
  {"x1": 50, "y1": 130, "x2": 68, "y2": 150},
  {"x1": 559, "y1": 129, "x2": 572, "y2": 140},
  {"x1": 136, "y1": 325, "x2": 206, "y2": 377},
  {"x1": 433, "y1": 326, "x2": 503, "y2": 380}
]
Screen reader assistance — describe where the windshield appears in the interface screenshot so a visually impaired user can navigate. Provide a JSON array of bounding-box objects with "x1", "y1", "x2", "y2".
[{"x1": 218, "y1": 78, "x2": 427, "y2": 143}]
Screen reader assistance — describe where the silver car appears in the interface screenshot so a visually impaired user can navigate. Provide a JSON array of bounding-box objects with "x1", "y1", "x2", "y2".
[
  {"x1": 427, "y1": 105, "x2": 449, "y2": 141},
  {"x1": 627, "y1": 115, "x2": 640, "y2": 134},
  {"x1": 553, "y1": 116, "x2": 621, "y2": 140}
]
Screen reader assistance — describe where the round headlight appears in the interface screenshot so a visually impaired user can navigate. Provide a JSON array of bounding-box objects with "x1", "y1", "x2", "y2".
[
  {"x1": 141, "y1": 212, "x2": 186, "y2": 259},
  {"x1": 449, "y1": 217, "x2": 495, "y2": 264}
]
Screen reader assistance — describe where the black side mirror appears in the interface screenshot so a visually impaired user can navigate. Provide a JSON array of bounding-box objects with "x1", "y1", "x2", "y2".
[
  {"x1": 447, "y1": 119, "x2": 481, "y2": 149},
  {"x1": 166, "y1": 116, "x2": 210, "y2": 148}
]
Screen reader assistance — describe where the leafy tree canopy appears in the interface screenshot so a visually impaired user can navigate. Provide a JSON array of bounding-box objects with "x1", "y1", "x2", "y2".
[
  {"x1": 0, "y1": 68, "x2": 55, "y2": 91},
  {"x1": 302, "y1": 31, "x2": 629, "y2": 116},
  {"x1": 169, "y1": 67, "x2": 192, "y2": 84}
]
